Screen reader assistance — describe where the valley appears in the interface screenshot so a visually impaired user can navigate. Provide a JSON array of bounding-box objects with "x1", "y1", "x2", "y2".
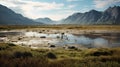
[
  {"x1": 0, "y1": 25, "x2": 120, "y2": 49},
  {"x1": 0, "y1": 25, "x2": 120, "y2": 67}
]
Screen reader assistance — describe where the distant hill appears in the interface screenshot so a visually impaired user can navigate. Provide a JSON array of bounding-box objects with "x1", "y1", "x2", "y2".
[
  {"x1": 62, "y1": 6, "x2": 120, "y2": 25},
  {"x1": 1, "y1": 4, "x2": 120, "y2": 25},
  {"x1": 0, "y1": 4, "x2": 42, "y2": 25},
  {"x1": 35, "y1": 17, "x2": 56, "y2": 24}
]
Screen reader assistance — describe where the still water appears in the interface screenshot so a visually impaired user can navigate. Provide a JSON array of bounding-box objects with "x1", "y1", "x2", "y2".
[{"x1": 0, "y1": 31, "x2": 120, "y2": 48}]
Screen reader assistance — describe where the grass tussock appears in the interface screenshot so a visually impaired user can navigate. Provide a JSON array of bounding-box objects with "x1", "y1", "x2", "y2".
[
  {"x1": 0, "y1": 43, "x2": 120, "y2": 67},
  {"x1": 0, "y1": 25, "x2": 120, "y2": 30}
]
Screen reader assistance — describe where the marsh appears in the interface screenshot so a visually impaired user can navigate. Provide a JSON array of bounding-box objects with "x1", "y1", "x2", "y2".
[{"x1": 0, "y1": 28, "x2": 120, "y2": 49}]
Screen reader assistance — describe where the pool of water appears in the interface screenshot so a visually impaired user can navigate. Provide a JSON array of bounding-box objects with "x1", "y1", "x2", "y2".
[{"x1": 0, "y1": 31, "x2": 120, "y2": 48}]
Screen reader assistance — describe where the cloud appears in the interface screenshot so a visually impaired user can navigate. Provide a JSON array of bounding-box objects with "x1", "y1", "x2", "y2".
[
  {"x1": 0, "y1": 0, "x2": 64, "y2": 20},
  {"x1": 68, "y1": 5, "x2": 76, "y2": 8},
  {"x1": 94, "y1": 0, "x2": 120, "y2": 8},
  {"x1": 0, "y1": 0, "x2": 64, "y2": 10},
  {"x1": 0, "y1": 0, "x2": 81, "y2": 20},
  {"x1": 49, "y1": 10, "x2": 80, "y2": 20},
  {"x1": 66, "y1": 0, "x2": 80, "y2": 2}
]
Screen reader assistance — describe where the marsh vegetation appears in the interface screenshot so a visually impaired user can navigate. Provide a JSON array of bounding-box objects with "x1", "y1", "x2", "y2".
[
  {"x1": 0, "y1": 43, "x2": 120, "y2": 67},
  {"x1": 0, "y1": 25, "x2": 120, "y2": 67}
]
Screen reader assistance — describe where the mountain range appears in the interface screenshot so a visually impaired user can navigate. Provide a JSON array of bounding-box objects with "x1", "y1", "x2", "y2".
[
  {"x1": 35, "y1": 17, "x2": 56, "y2": 24},
  {"x1": 62, "y1": 6, "x2": 120, "y2": 25},
  {"x1": 0, "y1": 4, "x2": 42, "y2": 25},
  {"x1": 0, "y1": 4, "x2": 120, "y2": 25}
]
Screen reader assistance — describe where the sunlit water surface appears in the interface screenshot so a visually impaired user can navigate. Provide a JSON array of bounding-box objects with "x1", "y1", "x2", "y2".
[{"x1": 0, "y1": 31, "x2": 120, "y2": 48}]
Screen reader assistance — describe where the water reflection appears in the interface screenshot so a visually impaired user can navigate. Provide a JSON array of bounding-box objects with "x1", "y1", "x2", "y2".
[
  {"x1": 93, "y1": 38, "x2": 109, "y2": 48},
  {"x1": 22, "y1": 32, "x2": 118, "y2": 48},
  {"x1": 0, "y1": 31, "x2": 120, "y2": 48}
]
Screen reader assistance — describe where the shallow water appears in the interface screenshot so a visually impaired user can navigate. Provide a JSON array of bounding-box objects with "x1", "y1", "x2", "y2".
[{"x1": 0, "y1": 31, "x2": 120, "y2": 48}]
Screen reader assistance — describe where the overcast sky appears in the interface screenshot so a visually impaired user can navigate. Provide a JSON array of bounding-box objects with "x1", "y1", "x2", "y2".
[{"x1": 0, "y1": 0, "x2": 120, "y2": 20}]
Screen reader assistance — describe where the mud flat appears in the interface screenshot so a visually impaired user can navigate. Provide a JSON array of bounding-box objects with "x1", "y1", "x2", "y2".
[
  {"x1": 0, "y1": 25, "x2": 120, "y2": 49},
  {"x1": 0, "y1": 25, "x2": 120, "y2": 48}
]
